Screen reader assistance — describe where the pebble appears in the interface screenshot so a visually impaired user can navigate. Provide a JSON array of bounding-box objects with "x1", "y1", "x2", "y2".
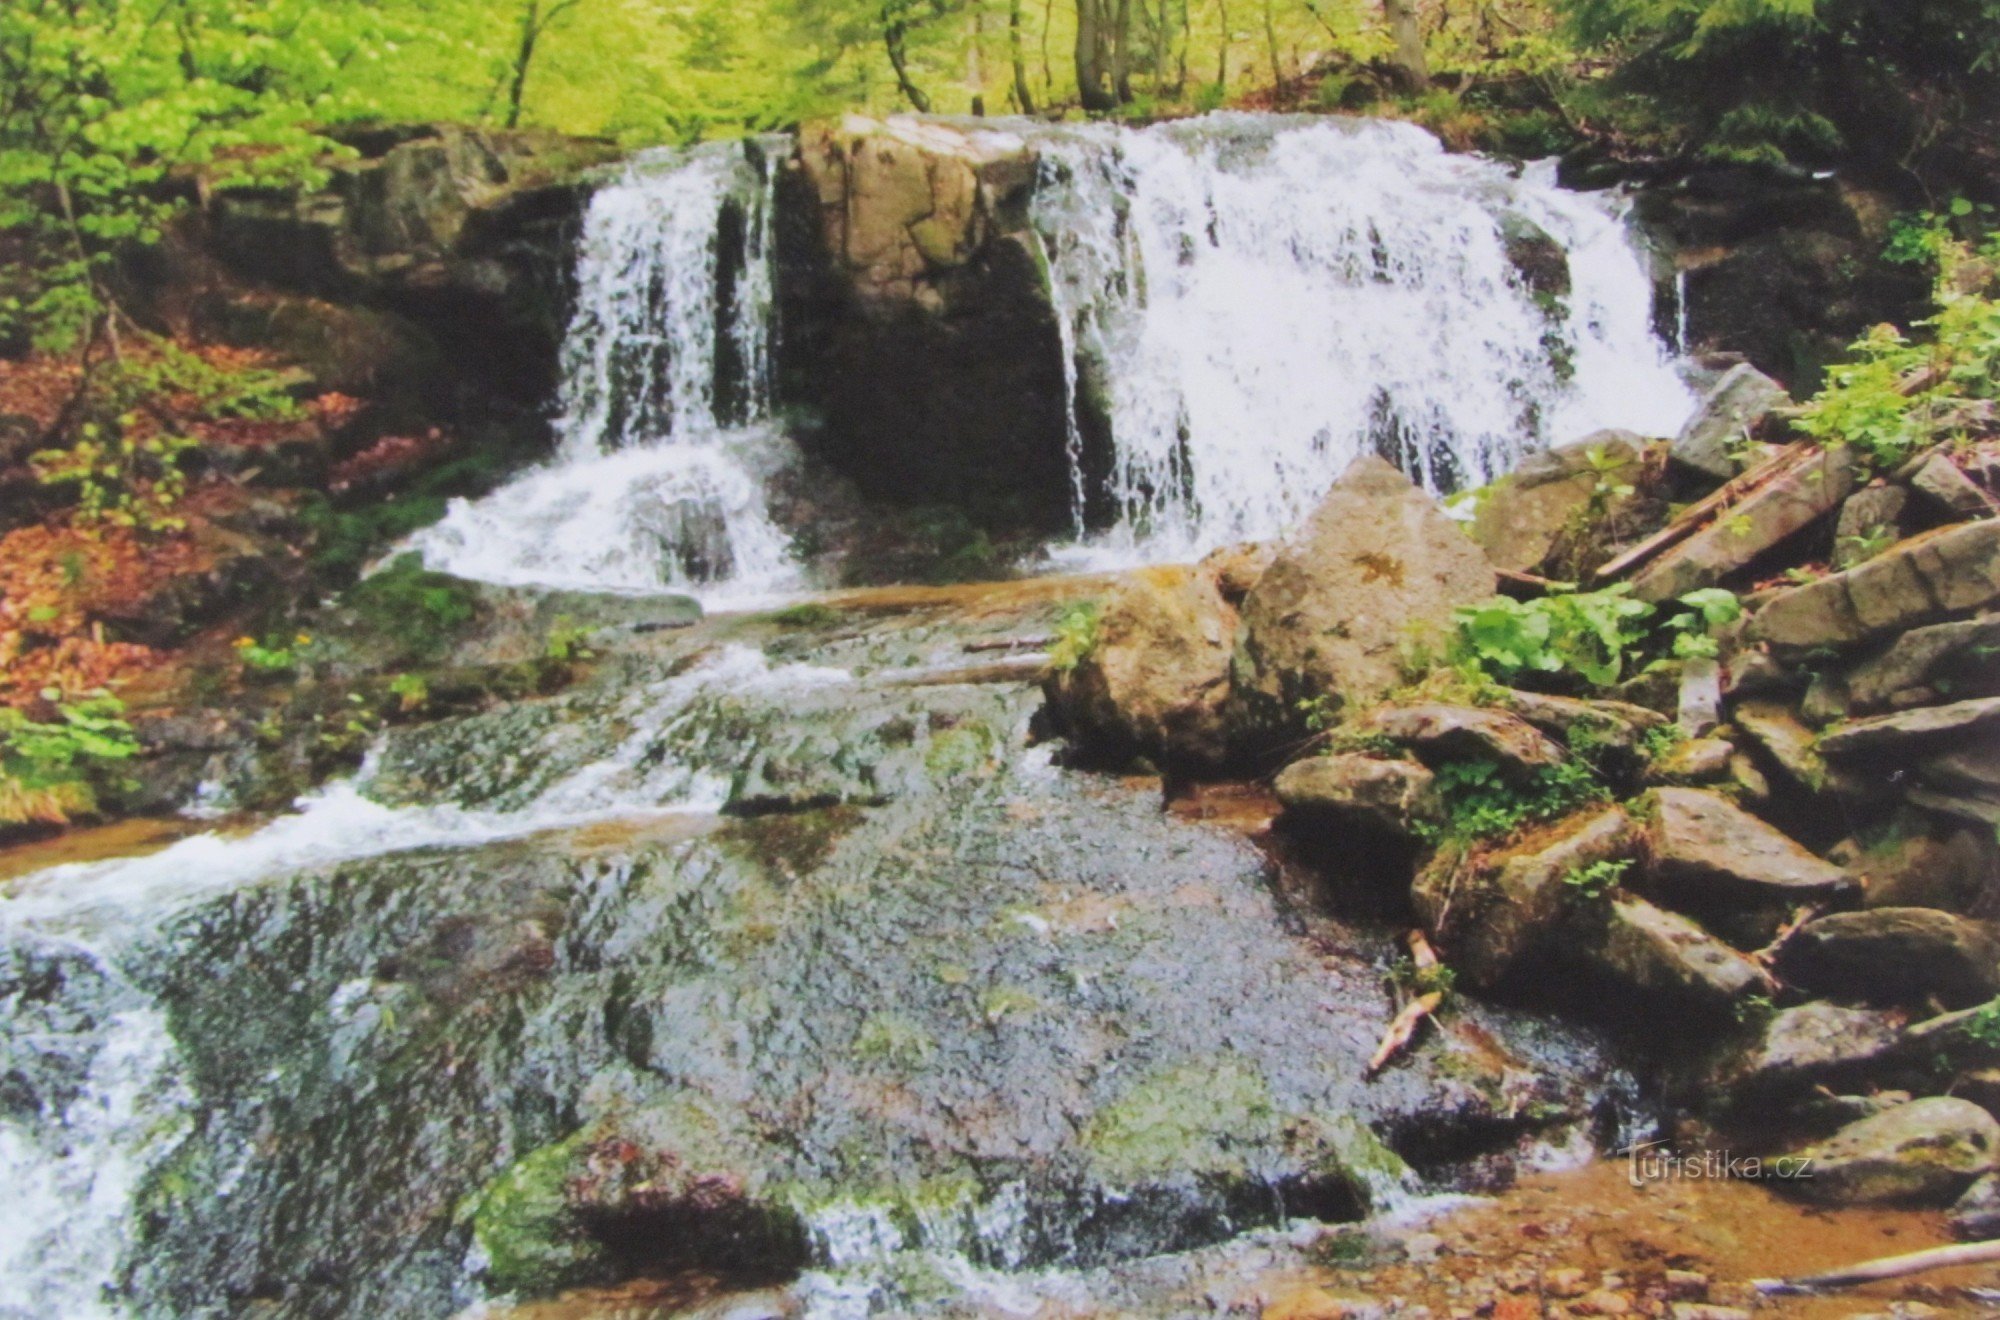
[
  {"x1": 1544, "y1": 1268, "x2": 1591, "y2": 1299},
  {"x1": 1574, "y1": 1290, "x2": 1632, "y2": 1315},
  {"x1": 1668, "y1": 1306, "x2": 1750, "y2": 1320},
  {"x1": 1660, "y1": 1271, "x2": 1708, "y2": 1302},
  {"x1": 1404, "y1": 1233, "x2": 1445, "y2": 1264}
]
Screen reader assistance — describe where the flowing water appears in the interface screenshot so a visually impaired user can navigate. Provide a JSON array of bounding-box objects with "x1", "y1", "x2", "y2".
[
  {"x1": 411, "y1": 142, "x2": 800, "y2": 604},
  {"x1": 0, "y1": 116, "x2": 1703, "y2": 1318},
  {"x1": 1029, "y1": 114, "x2": 1692, "y2": 561}
]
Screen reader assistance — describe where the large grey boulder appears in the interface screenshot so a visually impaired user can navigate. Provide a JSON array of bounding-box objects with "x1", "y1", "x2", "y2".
[
  {"x1": 1668, "y1": 363, "x2": 1789, "y2": 485},
  {"x1": 1748, "y1": 520, "x2": 2000, "y2": 656},
  {"x1": 1817, "y1": 695, "x2": 2000, "y2": 760},
  {"x1": 1233, "y1": 457, "x2": 1495, "y2": 734},
  {"x1": 1844, "y1": 615, "x2": 2000, "y2": 713},
  {"x1": 1467, "y1": 431, "x2": 1643, "y2": 575},
  {"x1": 1790, "y1": 1097, "x2": 2000, "y2": 1205},
  {"x1": 1043, "y1": 564, "x2": 1239, "y2": 771},
  {"x1": 1704, "y1": 1002, "x2": 1904, "y2": 1106},
  {"x1": 1571, "y1": 895, "x2": 1767, "y2": 1012},
  {"x1": 1780, "y1": 908, "x2": 2000, "y2": 1008}
]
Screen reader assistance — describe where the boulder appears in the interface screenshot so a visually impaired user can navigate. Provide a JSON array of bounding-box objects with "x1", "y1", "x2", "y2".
[
  {"x1": 1043, "y1": 564, "x2": 1236, "y2": 770},
  {"x1": 1817, "y1": 695, "x2": 2000, "y2": 761},
  {"x1": 1362, "y1": 703, "x2": 1567, "y2": 788},
  {"x1": 1790, "y1": 1097, "x2": 2000, "y2": 1205},
  {"x1": 1467, "y1": 432, "x2": 1642, "y2": 575},
  {"x1": 1705, "y1": 1002, "x2": 1904, "y2": 1106},
  {"x1": 1199, "y1": 541, "x2": 1277, "y2": 604},
  {"x1": 1273, "y1": 754, "x2": 1440, "y2": 841},
  {"x1": 1949, "y1": 1171, "x2": 2000, "y2": 1240},
  {"x1": 1668, "y1": 364, "x2": 1789, "y2": 486},
  {"x1": 1857, "y1": 820, "x2": 1996, "y2": 914},
  {"x1": 1412, "y1": 806, "x2": 1644, "y2": 990},
  {"x1": 1781, "y1": 908, "x2": 2000, "y2": 1008},
  {"x1": 1645, "y1": 737, "x2": 1735, "y2": 785},
  {"x1": 1921, "y1": 741, "x2": 2000, "y2": 809},
  {"x1": 1910, "y1": 450, "x2": 1997, "y2": 521},
  {"x1": 1730, "y1": 699, "x2": 1836, "y2": 795},
  {"x1": 1747, "y1": 520, "x2": 2000, "y2": 656},
  {"x1": 1502, "y1": 689, "x2": 1669, "y2": 764},
  {"x1": 1570, "y1": 894, "x2": 1767, "y2": 1012},
  {"x1": 779, "y1": 115, "x2": 1071, "y2": 528},
  {"x1": 1630, "y1": 445, "x2": 1858, "y2": 602},
  {"x1": 1645, "y1": 787, "x2": 1856, "y2": 909},
  {"x1": 1844, "y1": 615, "x2": 2000, "y2": 714},
  {"x1": 1233, "y1": 457, "x2": 1495, "y2": 734},
  {"x1": 1832, "y1": 485, "x2": 1910, "y2": 570}
]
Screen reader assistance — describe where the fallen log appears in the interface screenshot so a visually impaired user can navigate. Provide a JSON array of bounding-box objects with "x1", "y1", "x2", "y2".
[
  {"x1": 1754, "y1": 1237, "x2": 2000, "y2": 1294},
  {"x1": 1367, "y1": 931, "x2": 1445, "y2": 1076},
  {"x1": 1592, "y1": 443, "x2": 1818, "y2": 585}
]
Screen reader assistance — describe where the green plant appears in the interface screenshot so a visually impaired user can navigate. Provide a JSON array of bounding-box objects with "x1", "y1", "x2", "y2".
[
  {"x1": 1639, "y1": 722, "x2": 1685, "y2": 766},
  {"x1": 1390, "y1": 957, "x2": 1459, "y2": 999},
  {"x1": 1452, "y1": 585, "x2": 1742, "y2": 688},
  {"x1": 770, "y1": 602, "x2": 840, "y2": 628},
  {"x1": 1049, "y1": 600, "x2": 1101, "y2": 674},
  {"x1": 1839, "y1": 523, "x2": 1900, "y2": 566},
  {"x1": 1663, "y1": 587, "x2": 1742, "y2": 661},
  {"x1": 342, "y1": 554, "x2": 479, "y2": 663},
  {"x1": 0, "y1": 691, "x2": 140, "y2": 824},
  {"x1": 387, "y1": 672, "x2": 430, "y2": 713},
  {"x1": 1563, "y1": 857, "x2": 1632, "y2": 900},
  {"x1": 1415, "y1": 756, "x2": 1608, "y2": 848},
  {"x1": 31, "y1": 429, "x2": 199, "y2": 533},
  {"x1": 233, "y1": 633, "x2": 310, "y2": 674},
  {"x1": 542, "y1": 616, "x2": 596, "y2": 663}
]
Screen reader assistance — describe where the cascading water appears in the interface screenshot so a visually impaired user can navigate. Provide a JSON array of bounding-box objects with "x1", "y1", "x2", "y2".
[
  {"x1": 411, "y1": 141, "x2": 799, "y2": 601},
  {"x1": 1028, "y1": 114, "x2": 1694, "y2": 560}
]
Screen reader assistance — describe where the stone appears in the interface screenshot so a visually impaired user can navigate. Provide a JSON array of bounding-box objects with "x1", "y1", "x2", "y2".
[
  {"x1": 1362, "y1": 704, "x2": 1568, "y2": 788},
  {"x1": 1791, "y1": 1097, "x2": 2000, "y2": 1205},
  {"x1": 1669, "y1": 363, "x2": 1790, "y2": 486},
  {"x1": 1263, "y1": 1286, "x2": 1378, "y2": 1320},
  {"x1": 1274, "y1": 754, "x2": 1441, "y2": 841},
  {"x1": 1780, "y1": 909, "x2": 2000, "y2": 1008},
  {"x1": 1723, "y1": 647, "x2": 1797, "y2": 699},
  {"x1": 1644, "y1": 737, "x2": 1735, "y2": 785},
  {"x1": 1669, "y1": 1307, "x2": 1749, "y2": 1320},
  {"x1": 1646, "y1": 787, "x2": 1856, "y2": 908},
  {"x1": 1953, "y1": 1070, "x2": 2000, "y2": 1121},
  {"x1": 1468, "y1": 432, "x2": 1643, "y2": 575},
  {"x1": 1921, "y1": 742, "x2": 2000, "y2": 804},
  {"x1": 1571, "y1": 895, "x2": 1767, "y2": 1012},
  {"x1": 1727, "y1": 752, "x2": 1772, "y2": 805},
  {"x1": 1575, "y1": 1290, "x2": 1633, "y2": 1316},
  {"x1": 1234, "y1": 458, "x2": 1496, "y2": 734},
  {"x1": 1199, "y1": 541, "x2": 1277, "y2": 604},
  {"x1": 1661, "y1": 1271, "x2": 1709, "y2": 1301},
  {"x1": 1748, "y1": 520, "x2": 2000, "y2": 656},
  {"x1": 1845, "y1": 616, "x2": 2000, "y2": 713},
  {"x1": 1730, "y1": 699, "x2": 1833, "y2": 794},
  {"x1": 1833, "y1": 485, "x2": 1911, "y2": 569},
  {"x1": 1707, "y1": 1002, "x2": 1904, "y2": 1105},
  {"x1": 1502, "y1": 690, "x2": 1669, "y2": 774},
  {"x1": 1043, "y1": 564, "x2": 1237, "y2": 771},
  {"x1": 1678, "y1": 658, "x2": 1724, "y2": 737},
  {"x1": 1817, "y1": 695, "x2": 2000, "y2": 760},
  {"x1": 1949, "y1": 1170, "x2": 2000, "y2": 1240},
  {"x1": 1910, "y1": 450, "x2": 1997, "y2": 520},
  {"x1": 1412, "y1": 807, "x2": 1644, "y2": 990},
  {"x1": 1632, "y1": 445, "x2": 1858, "y2": 601},
  {"x1": 1859, "y1": 820, "x2": 1995, "y2": 913}
]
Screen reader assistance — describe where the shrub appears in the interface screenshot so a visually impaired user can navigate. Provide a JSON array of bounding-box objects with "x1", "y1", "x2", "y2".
[{"x1": 0, "y1": 691, "x2": 140, "y2": 825}]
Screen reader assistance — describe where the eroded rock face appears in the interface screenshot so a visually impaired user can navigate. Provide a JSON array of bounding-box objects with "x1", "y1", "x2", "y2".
[
  {"x1": 1748, "y1": 519, "x2": 2000, "y2": 656},
  {"x1": 1044, "y1": 563, "x2": 1239, "y2": 771},
  {"x1": 1233, "y1": 457, "x2": 1495, "y2": 738},
  {"x1": 778, "y1": 115, "x2": 1072, "y2": 528},
  {"x1": 1791, "y1": 1098, "x2": 2000, "y2": 1206}
]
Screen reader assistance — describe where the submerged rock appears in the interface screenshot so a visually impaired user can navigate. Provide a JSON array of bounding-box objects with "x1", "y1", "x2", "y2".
[
  {"x1": 1789, "y1": 1097, "x2": 2000, "y2": 1206},
  {"x1": 1233, "y1": 457, "x2": 1494, "y2": 739}
]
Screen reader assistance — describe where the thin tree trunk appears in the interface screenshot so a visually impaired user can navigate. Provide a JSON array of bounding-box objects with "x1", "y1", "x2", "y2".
[
  {"x1": 968, "y1": 5, "x2": 987, "y2": 114},
  {"x1": 885, "y1": 7, "x2": 933, "y2": 112},
  {"x1": 504, "y1": 0, "x2": 542, "y2": 129},
  {"x1": 1042, "y1": 0, "x2": 1056, "y2": 94},
  {"x1": 1215, "y1": 0, "x2": 1231, "y2": 90},
  {"x1": 1010, "y1": 0, "x2": 1038, "y2": 113},
  {"x1": 1075, "y1": 0, "x2": 1115, "y2": 111},
  {"x1": 1111, "y1": 0, "x2": 1133, "y2": 102},
  {"x1": 1261, "y1": 0, "x2": 1281, "y2": 94},
  {"x1": 1383, "y1": 0, "x2": 1429, "y2": 90}
]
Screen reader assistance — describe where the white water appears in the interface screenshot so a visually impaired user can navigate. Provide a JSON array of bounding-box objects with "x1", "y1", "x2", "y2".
[
  {"x1": 1029, "y1": 115, "x2": 1693, "y2": 562},
  {"x1": 412, "y1": 143, "x2": 800, "y2": 604}
]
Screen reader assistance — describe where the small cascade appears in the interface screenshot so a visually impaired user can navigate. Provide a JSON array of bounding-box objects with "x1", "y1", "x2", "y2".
[
  {"x1": 412, "y1": 141, "x2": 798, "y2": 601},
  {"x1": 1028, "y1": 114, "x2": 1694, "y2": 560}
]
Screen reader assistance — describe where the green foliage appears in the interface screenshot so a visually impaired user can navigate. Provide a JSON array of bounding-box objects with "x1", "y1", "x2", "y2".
[
  {"x1": 1452, "y1": 585, "x2": 1741, "y2": 689},
  {"x1": 1415, "y1": 756, "x2": 1608, "y2": 847},
  {"x1": 0, "y1": 691, "x2": 140, "y2": 823},
  {"x1": 342, "y1": 554, "x2": 479, "y2": 663},
  {"x1": 32, "y1": 429, "x2": 198, "y2": 533},
  {"x1": 1390, "y1": 956, "x2": 1459, "y2": 998},
  {"x1": 1798, "y1": 230, "x2": 2000, "y2": 472},
  {"x1": 1962, "y1": 997, "x2": 2000, "y2": 1051},
  {"x1": 770, "y1": 602, "x2": 841, "y2": 628},
  {"x1": 541, "y1": 616, "x2": 596, "y2": 663},
  {"x1": 387, "y1": 672, "x2": 430, "y2": 713},
  {"x1": 1562, "y1": 856, "x2": 1631, "y2": 900},
  {"x1": 233, "y1": 633, "x2": 310, "y2": 675},
  {"x1": 1049, "y1": 601, "x2": 1101, "y2": 674}
]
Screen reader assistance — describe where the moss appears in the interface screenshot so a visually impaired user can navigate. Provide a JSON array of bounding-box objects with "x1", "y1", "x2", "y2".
[
  {"x1": 853, "y1": 1012, "x2": 936, "y2": 1069},
  {"x1": 923, "y1": 721, "x2": 998, "y2": 779},
  {"x1": 1084, "y1": 1059, "x2": 1279, "y2": 1184},
  {"x1": 337, "y1": 554, "x2": 482, "y2": 664},
  {"x1": 767, "y1": 602, "x2": 842, "y2": 629},
  {"x1": 719, "y1": 805, "x2": 863, "y2": 881},
  {"x1": 464, "y1": 1130, "x2": 605, "y2": 1297}
]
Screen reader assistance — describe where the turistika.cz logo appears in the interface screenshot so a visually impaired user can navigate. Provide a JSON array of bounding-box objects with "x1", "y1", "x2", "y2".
[{"x1": 1620, "y1": 1140, "x2": 1816, "y2": 1187}]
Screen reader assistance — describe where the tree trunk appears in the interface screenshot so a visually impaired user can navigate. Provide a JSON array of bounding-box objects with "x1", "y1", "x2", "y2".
[
  {"x1": 504, "y1": 0, "x2": 542, "y2": 129},
  {"x1": 1075, "y1": 0, "x2": 1115, "y2": 111},
  {"x1": 1010, "y1": 0, "x2": 1038, "y2": 113},
  {"x1": 968, "y1": 5, "x2": 987, "y2": 114},
  {"x1": 1383, "y1": 0, "x2": 1429, "y2": 90},
  {"x1": 1215, "y1": 0, "x2": 1231, "y2": 90},
  {"x1": 1261, "y1": 0, "x2": 1282, "y2": 94},
  {"x1": 885, "y1": 6, "x2": 933, "y2": 112},
  {"x1": 1111, "y1": 0, "x2": 1134, "y2": 103}
]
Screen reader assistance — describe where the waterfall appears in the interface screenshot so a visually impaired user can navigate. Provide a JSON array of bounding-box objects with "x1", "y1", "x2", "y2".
[
  {"x1": 1028, "y1": 114, "x2": 1694, "y2": 561},
  {"x1": 411, "y1": 140, "x2": 798, "y2": 601}
]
